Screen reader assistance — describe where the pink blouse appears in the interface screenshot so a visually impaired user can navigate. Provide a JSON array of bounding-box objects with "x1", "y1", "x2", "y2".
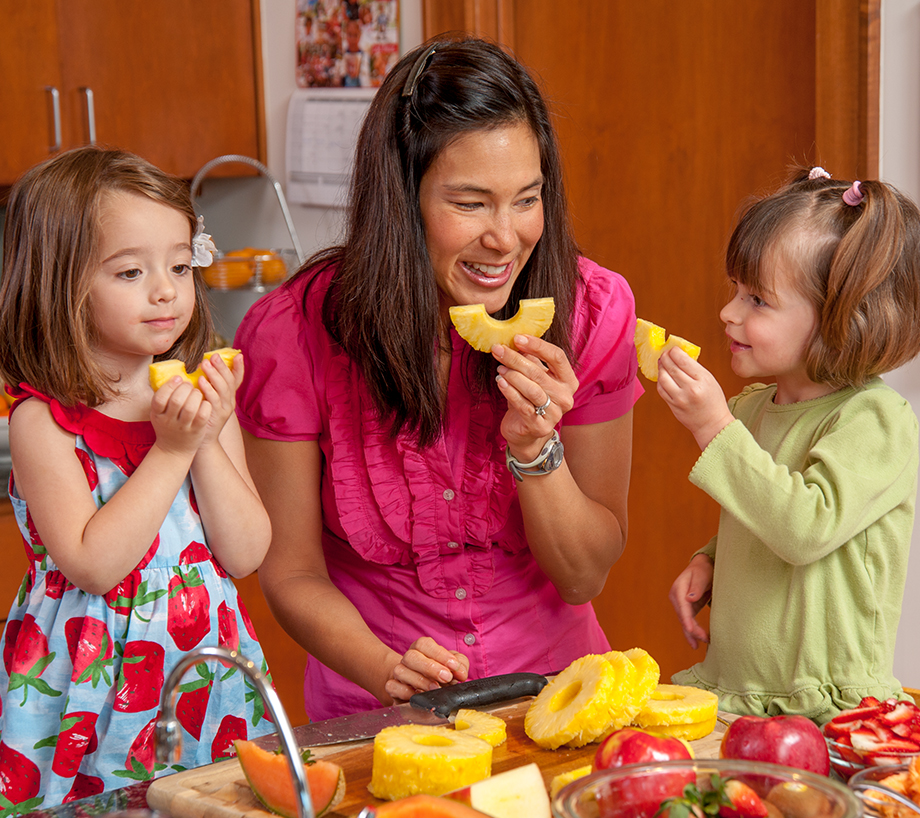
[{"x1": 235, "y1": 257, "x2": 642, "y2": 719}]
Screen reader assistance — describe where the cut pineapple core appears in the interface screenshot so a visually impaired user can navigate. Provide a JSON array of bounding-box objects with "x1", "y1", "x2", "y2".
[
  {"x1": 453, "y1": 709, "x2": 507, "y2": 747},
  {"x1": 449, "y1": 298, "x2": 555, "y2": 352},
  {"x1": 633, "y1": 684, "x2": 719, "y2": 742},
  {"x1": 524, "y1": 654, "x2": 621, "y2": 749},
  {"x1": 634, "y1": 318, "x2": 701, "y2": 381},
  {"x1": 368, "y1": 724, "x2": 492, "y2": 801},
  {"x1": 149, "y1": 347, "x2": 239, "y2": 391}
]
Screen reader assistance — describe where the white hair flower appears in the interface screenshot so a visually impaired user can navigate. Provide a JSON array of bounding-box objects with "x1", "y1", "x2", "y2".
[
  {"x1": 191, "y1": 215, "x2": 218, "y2": 267},
  {"x1": 808, "y1": 166, "x2": 831, "y2": 180}
]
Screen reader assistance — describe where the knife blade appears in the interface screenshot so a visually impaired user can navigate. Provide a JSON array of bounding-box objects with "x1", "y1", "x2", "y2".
[{"x1": 253, "y1": 671, "x2": 549, "y2": 749}]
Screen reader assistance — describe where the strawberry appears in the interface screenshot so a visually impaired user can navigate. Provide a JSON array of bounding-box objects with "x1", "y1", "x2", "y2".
[
  {"x1": 176, "y1": 664, "x2": 215, "y2": 741},
  {"x1": 211, "y1": 714, "x2": 247, "y2": 762},
  {"x1": 33, "y1": 710, "x2": 100, "y2": 778},
  {"x1": 75, "y1": 447, "x2": 99, "y2": 490},
  {"x1": 719, "y1": 780, "x2": 768, "y2": 818},
  {"x1": 878, "y1": 701, "x2": 920, "y2": 727},
  {"x1": 240, "y1": 596, "x2": 259, "y2": 642},
  {"x1": 114, "y1": 639, "x2": 165, "y2": 713},
  {"x1": 5, "y1": 614, "x2": 62, "y2": 704},
  {"x1": 849, "y1": 726, "x2": 920, "y2": 761},
  {"x1": 113, "y1": 715, "x2": 167, "y2": 782},
  {"x1": 65, "y1": 616, "x2": 114, "y2": 687},
  {"x1": 179, "y1": 540, "x2": 228, "y2": 579},
  {"x1": 167, "y1": 565, "x2": 211, "y2": 650},
  {"x1": 217, "y1": 601, "x2": 240, "y2": 651},
  {"x1": 0, "y1": 741, "x2": 44, "y2": 812},
  {"x1": 63, "y1": 772, "x2": 105, "y2": 803},
  {"x1": 103, "y1": 569, "x2": 166, "y2": 621},
  {"x1": 43, "y1": 570, "x2": 75, "y2": 600}
]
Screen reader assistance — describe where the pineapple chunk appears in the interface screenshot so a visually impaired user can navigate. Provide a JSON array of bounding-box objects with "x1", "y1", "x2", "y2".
[
  {"x1": 368, "y1": 724, "x2": 492, "y2": 801},
  {"x1": 524, "y1": 654, "x2": 621, "y2": 749},
  {"x1": 149, "y1": 347, "x2": 240, "y2": 391},
  {"x1": 632, "y1": 683, "x2": 719, "y2": 742},
  {"x1": 449, "y1": 298, "x2": 555, "y2": 352},
  {"x1": 453, "y1": 709, "x2": 507, "y2": 747},
  {"x1": 550, "y1": 765, "x2": 593, "y2": 799},
  {"x1": 634, "y1": 318, "x2": 701, "y2": 381}
]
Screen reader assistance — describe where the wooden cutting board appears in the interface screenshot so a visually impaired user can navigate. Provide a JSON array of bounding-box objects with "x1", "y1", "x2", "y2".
[{"x1": 147, "y1": 703, "x2": 736, "y2": 818}]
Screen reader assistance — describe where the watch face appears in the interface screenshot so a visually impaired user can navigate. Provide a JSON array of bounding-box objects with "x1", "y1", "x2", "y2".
[{"x1": 544, "y1": 441, "x2": 564, "y2": 472}]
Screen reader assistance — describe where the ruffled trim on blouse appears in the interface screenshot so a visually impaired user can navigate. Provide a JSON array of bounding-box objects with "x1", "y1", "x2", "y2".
[{"x1": 9, "y1": 383, "x2": 155, "y2": 476}]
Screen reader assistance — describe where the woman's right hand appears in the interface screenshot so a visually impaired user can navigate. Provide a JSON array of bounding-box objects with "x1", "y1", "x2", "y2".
[
  {"x1": 384, "y1": 637, "x2": 470, "y2": 703},
  {"x1": 669, "y1": 553, "x2": 714, "y2": 649}
]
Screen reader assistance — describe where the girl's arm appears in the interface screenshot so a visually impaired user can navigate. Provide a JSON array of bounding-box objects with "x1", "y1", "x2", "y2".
[{"x1": 493, "y1": 336, "x2": 629, "y2": 604}]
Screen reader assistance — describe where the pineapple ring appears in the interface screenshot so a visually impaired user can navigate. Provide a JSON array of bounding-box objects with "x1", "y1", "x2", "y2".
[
  {"x1": 524, "y1": 654, "x2": 620, "y2": 749},
  {"x1": 640, "y1": 714, "x2": 718, "y2": 742},
  {"x1": 599, "y1": 650, "x2": 640, "y2": 732},
  {"x1": 449, "y1": 298, "x2": 555, "y2": 352},
  {"x1": 452, "y1": 709, "x2": 507, "y2": 747},
  {"x1": 634, "y1": 318, "x2": 701, "y2": 381},
  {"x1": 624, "y1": 647, "x2": 661, "y2": 709},
  {"x1": 633, "y1": 684, "x2": 719, "y2": 729},
  {"x1": 149, "y1": 347, "x2": 240, "y2": 391},
  {"x1": 550, "y1": 765, "x2": 593, "y2": 798},
  {"x1": 368, "y1": 724, "x2": 492, "y2": 801}
]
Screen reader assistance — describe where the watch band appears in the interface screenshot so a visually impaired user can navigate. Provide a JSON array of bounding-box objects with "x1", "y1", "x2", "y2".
[{"x1": 506, "y1": 430, "x2": 565, "y2": 482}]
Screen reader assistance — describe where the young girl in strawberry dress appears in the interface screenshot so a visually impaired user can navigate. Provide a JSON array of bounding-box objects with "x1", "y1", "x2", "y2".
[{"x1": 0, "y1": 146, "x2": 274, "y2": 811}]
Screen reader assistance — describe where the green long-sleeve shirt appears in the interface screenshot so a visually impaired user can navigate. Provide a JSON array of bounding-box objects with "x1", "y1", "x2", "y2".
[{"x1": 672, "y1": 377, "x2": 917, "y2": 723}]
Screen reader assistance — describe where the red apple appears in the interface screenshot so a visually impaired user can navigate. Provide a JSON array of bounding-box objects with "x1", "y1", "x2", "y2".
[
  {"x1": 594, "y1": 728, "x2": 695, "y2": 818},
  {"x1": 720, "y1": 716, "x2": 830, "y2": 777}
]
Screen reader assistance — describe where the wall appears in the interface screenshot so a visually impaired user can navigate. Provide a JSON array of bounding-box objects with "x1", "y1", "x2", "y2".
[{"x1": 879, "y1": 0, "x2": 920, "y2": 687}]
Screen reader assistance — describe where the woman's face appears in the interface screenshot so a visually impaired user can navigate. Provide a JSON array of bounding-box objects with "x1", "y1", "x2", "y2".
[{"x1": 419, "y1": 122, "x2": 545, "y2": 319}]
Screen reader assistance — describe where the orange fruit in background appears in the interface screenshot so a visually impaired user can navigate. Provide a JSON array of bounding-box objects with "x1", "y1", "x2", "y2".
[
  {"x1": 203, "y1": 256, "x2": 254, "y2": 289},
  {"x1": 255, "y1": 253, "x2": 288, "y2": 284}
]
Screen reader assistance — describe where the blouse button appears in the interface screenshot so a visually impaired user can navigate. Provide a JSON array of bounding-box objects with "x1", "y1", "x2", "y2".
[
  {"x1": 455, "y1": 587, "x2": 467, "y2": 600},
  {"x1": 447, "y1": 541, "x2": 460, "y2": 549},
  {"x1": 443, "y1": 489, "x2": 455, "y2": 501},
  {"x1": 463, "y1": 633, "x2": 476, "y2": 646}
]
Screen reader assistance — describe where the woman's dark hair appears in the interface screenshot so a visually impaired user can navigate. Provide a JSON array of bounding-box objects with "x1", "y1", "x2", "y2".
[
  {"x1": 299, "y1": 35, "x2": 581, "y2": 447},
  {"x1": 726, "y1": 165, "x2": 920, "y2": 387}
]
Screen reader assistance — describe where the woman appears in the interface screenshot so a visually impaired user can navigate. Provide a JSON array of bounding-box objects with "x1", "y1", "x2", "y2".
[{"x1": 235, "y1": 36, "x2": 643, "y2": 720}]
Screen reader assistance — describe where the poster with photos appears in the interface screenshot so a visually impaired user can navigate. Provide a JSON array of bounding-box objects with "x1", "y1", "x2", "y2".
[{"x1": 296, "y1": 0, "x2": 399, "y2": 88}]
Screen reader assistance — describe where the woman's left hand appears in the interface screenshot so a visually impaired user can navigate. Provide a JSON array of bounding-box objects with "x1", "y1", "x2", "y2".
[{"x1": 493, "y1": 334, "x2": 578, "y2": 461}]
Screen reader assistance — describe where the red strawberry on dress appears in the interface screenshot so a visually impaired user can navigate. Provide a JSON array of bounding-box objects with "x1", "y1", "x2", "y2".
[
  {"x1": 75, "y1": 448, "x2": 99, "y2": 490},
  {"x1": 103, "y1": 569, "x2": 165, "y2": 623},
  {"x1": 211, "y1": 715, "x2": 247, "y2": 762},
  {"x1": 65, "y1": 616, "x2": 114, "y2": 687},
  {"x1": 43, "y1": 570, "x2": 75, "y2": 600},
  {"x1": 114, "y1": 639, "x2": 165, "y2": 713},
  {"x1": 217, "y1": 601, "x2": 240, "y2": 652},
  {"x1": 63, "y1": 772, "x2": 105, "y2": 803},
  {"x1": 240, "y1": 596, "x2": 259, "y2": 643},
  {"x1": 6, "y1": 614, "x2": 62, "y2": 704},
  {"x1": 179, "y1": 540, "x2": 227, "y2": 578},
  {"x1": 115, "y1": 715, "x2": 167, "y2": 782},
  {"x1": 167, "y1": 565, "x2": 210, "y2": 650},
  {"x1": 176, "y1": 664, "x2": 215, "y2": 741},
  {"x1": 0, "y1": 741, "x2": 44, "y2": 812},
  {"x1": 32, "y1": 710, "x2": 100, "y2": 778}
]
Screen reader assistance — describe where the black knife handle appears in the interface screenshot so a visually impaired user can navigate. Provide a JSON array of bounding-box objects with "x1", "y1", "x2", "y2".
[{"x1": 409, "y1": 672, "x2": 549, "y2": 718}]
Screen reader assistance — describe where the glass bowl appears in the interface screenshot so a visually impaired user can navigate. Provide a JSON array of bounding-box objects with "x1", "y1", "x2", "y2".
[
  {"x1": 551, "y1": 758, "x2": 862, "y2": 818},
  {"x1": 850, "y1": 764, "x2": 920, "y2": 817},
  {"x1": 828, "y1": 736, "x2": 920, "y2": 782}
]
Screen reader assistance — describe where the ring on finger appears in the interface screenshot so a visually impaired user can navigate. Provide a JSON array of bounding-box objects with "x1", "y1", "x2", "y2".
[{"x1": 534, "y1": 395, "x2": 551, "y2": 416}]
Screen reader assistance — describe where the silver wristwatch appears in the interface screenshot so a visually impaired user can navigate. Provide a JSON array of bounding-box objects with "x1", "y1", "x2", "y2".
[{"x1": 506, "y1": 430, "x2": 565, "y2": 482}]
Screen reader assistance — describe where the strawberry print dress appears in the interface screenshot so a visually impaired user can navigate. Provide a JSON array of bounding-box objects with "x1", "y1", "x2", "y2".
[{"x1": 0, "y1": 386, "x2": 275, "y2": 813}]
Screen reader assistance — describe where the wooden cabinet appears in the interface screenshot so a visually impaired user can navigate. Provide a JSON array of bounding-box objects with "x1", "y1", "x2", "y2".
[{"x1": 0, "y1": 0, "x2": 265, "y2": 186}]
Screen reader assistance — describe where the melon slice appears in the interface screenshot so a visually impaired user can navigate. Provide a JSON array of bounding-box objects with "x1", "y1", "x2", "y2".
[
  {"x1": 234, "y1": 738, "x2": 345, "y2": 818},
  {"x1": 368, "y1": 794, "x2": 492, "y2": 816},
  {"x1": 634, "y1": 318, "x2": 701, "y2": 381},
  {"x1": 149, "y1": 347, "x2": 240, "y2": 391},
  {"x1": 449, "y1": 298, "x2": 555, "y2": 352}
]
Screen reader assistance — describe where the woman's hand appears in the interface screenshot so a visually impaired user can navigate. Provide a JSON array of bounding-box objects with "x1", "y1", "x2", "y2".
[
  {"x1": 492, "y1": 334, "x2": 579, "y2": 462},
  {"x1": 669, "y1": 553, "x2": 714, "y2": 649},
  {"x1": 197, "y1": 352, "x2": 245, "y2": 447},
  {"x1": 384, "y1": 637, "x2": 470, "y2": 703},
  {"x1": 656, "y1": 348, "x2": 734, "y2": 450}
]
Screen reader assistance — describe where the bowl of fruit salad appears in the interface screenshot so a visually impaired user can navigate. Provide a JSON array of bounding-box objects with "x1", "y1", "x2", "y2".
[
  {"x1": 551, "y1": 758, "x2": 861, "y2": 818},
  {"x1": 825, "y1": 698, "x2": 920, "y2": 781},
  {"x1": 849, "y1": 757, "x2": 920, "y2": 817}
]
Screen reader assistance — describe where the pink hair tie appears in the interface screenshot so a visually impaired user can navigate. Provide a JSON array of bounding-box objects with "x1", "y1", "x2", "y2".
[{"x1": 843, "y1": 181, "x2": 864, "y2": 206}]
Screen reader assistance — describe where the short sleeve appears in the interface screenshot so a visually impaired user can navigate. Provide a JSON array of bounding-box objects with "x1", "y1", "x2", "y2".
[
  {"x1": 566, "y1": 257, "x2": 644, "y2": 425},
  {"x1": 234, "y1": 277, "x2": 324, "y2": 442}
]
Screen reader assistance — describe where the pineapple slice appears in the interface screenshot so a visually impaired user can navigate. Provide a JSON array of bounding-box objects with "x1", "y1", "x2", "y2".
[
  {"x1": 597, "y1": 650, "x2": 640, "y2": 733},
  {"x1": 149, "y1": 347, "x2": 239, "y2": 391},
  {"x1": 524, "y1": 654, "x2": 620, "y2": 749},
  {"x1": 453, "y1": 709, "x2": 507, "y2": 747},
  {"x1": 368, "y1": 724, "x2": 492, "y2": 801},
  {"x1": 550, "y1": 765, "x2": 593, "y2": 798},
  {"x1": 634, "y1": 318, "x2": 701, "y2": 381},
  {"x1": 632, "y1": 684, "x2": 719, "y2": 742},
  {"x1": 449, "y1": 298, "x2": 555, "y2": 352},
  {"x1": 624, "y1": 647, "x2": 661, "y2": 712}
]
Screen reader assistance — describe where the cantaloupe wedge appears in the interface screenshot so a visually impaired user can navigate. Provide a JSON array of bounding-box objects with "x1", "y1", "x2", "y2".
[
  {"x1": 634, "y1": 318, "x2": 701, "y2": 381},
  {"x1": 449, "y1": 298, "x2": 554, "y2": 352},
  {"x1": 149, "y1": 347, "x2": 240, "y2": 391},
  {"x1": 234, "y1": 739, "x2": 345, "y2": 818}
]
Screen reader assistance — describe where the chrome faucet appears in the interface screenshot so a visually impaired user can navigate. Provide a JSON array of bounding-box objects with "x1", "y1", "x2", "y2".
[{"x1": 155, "y1": 646, "x2": 315, "y2": 818}]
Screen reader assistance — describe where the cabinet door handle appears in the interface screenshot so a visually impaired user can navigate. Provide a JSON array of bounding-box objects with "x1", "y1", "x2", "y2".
[
  {"x1": 80, "y1": 87, "x2": 96, "y2": 145},
  {"x1": 45, "y1": 86, "x2": 61, "y2": 152}
]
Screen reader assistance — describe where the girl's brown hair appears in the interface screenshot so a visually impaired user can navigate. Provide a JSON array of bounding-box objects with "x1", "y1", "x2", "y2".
[
  {"x1": 298, "y1": 35, "x2": 581, "y2": 447},
  {"x1": 726, "y1": 165, "x2": 920, "y2": 387},
  {"x1": 0, "y1": 146, "x2": 213, "y2": 406}
]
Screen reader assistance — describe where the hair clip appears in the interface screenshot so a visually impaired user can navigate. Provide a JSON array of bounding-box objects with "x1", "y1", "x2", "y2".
[
  {"x1": 402, "y1": 43, "x2": 438, "y2": 97},
  {"x1": 191, "y1": 215, "x2": 217, "y2": 267},
  {"x1": 808, "y1": 167, "x2": 831, "y2": 180},
  {"x1": 842, "y1": 181, "x2": 864, "y2": 207}
]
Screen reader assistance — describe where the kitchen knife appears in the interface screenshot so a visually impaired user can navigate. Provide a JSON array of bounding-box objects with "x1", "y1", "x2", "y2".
[{"x1": 253, "y1": 671, "x2": 549, "y2": 749}]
